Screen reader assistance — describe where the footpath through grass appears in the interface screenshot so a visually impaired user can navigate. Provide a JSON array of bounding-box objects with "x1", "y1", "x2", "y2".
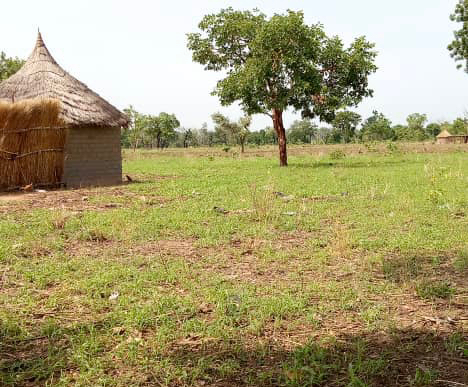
[{"x1": 0, "y1": 144, "x2": 467, "y2": 386}]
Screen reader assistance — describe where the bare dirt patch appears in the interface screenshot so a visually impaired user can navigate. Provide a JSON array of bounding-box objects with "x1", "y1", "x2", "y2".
[
  {"x1": 0, "y1": 193, "x2": 34, "y2": 202},
  {"x1": 0, "y1": 186, "x2": 169, "y2": 215}
]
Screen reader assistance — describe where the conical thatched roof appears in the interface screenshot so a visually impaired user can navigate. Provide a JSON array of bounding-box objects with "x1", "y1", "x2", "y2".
[
  {"x1": 436, "y1": 129, "x2": 452, "y2": 138},
  {"x1": 0, "y1": 32, "x2": 128, "y2": 128}
]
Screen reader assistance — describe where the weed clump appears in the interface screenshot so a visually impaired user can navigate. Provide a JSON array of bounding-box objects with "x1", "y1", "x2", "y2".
[
  {"x1": 445, "y1": 333, "x2": 468, "y2": 358},
  {"x1": 249, "y1": 183, "x2": 275, "y2": 221},
  {"x1": 454, "y1": 250, "x2": 468, "y2": 272},
  {"x1": 416, "y1": 280, "x2": 455, "y2": 300}
]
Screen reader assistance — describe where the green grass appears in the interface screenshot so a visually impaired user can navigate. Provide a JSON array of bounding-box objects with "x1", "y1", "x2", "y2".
[{"x1": 0, "y1": 144, "x2": 467, "y2": 386}]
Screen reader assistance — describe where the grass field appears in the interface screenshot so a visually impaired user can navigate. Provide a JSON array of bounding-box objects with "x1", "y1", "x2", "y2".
[{"x1": 1, "y1": 143, "x2": 467, "y2": 386}]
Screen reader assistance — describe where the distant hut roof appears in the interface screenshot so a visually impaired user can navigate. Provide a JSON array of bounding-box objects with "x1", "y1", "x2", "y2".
[
  {"x1": 0, "y1": 32, "x2": 128, "y2": 128},
  {"x1": 436, "y1": 129, "x2": 452, "y2": 138}
]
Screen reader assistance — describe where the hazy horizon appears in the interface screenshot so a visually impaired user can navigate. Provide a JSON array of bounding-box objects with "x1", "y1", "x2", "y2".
[{"x1": 1, "y1": 0, "x2": 467, "y2": 131}]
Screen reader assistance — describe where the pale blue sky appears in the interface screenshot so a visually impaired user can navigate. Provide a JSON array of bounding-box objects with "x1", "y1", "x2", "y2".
[{"x1": 1, "y1": 0, "x2": 467, "y2": 130}]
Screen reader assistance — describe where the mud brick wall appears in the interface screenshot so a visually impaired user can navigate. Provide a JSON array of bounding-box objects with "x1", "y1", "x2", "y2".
[{"x1": 63, "y1": 127, "x2": 122, "y2": 187}]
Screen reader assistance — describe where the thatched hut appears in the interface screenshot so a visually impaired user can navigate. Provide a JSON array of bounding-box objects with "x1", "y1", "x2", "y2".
[
  {"x1": 436, "y1": 130, "x2": 452, "y2": 144},
  {"x1": 436, "y1": 130, "x2": 468, "y2": 144},
  {"x1": 0, "y1": 32, "x2": 128, "y2": 189}
]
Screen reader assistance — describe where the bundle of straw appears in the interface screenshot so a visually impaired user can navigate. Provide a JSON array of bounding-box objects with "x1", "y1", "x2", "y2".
[{"x1": 0, "y1": 99, "x2": 66, "y2": 189}]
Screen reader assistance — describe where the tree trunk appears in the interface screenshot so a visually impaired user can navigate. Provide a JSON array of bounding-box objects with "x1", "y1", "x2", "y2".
[
  {"x1": 241, "y1": 140, "x2": 245, "y2": 153},
  {"x1": 157, "y1": 134, "x2": 161, "y2": 149},
  {"x1": 272, "y1": 109, "x2": 287, "y2": 166}
]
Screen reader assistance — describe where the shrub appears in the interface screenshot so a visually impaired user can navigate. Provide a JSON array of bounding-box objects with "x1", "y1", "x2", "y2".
[{"x1": 329, "y1": 149, "x2": 346, "y2": 160}]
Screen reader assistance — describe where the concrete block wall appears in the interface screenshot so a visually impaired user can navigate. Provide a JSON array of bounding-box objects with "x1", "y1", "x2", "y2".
[{"x1": 63, "y1": 127, "x2": 122, "y2": 188}]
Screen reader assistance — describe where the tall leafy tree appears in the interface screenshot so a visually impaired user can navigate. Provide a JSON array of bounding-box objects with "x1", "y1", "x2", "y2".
[
  {"x1": 331, "y1": 111, "x2": 361, "y2": 143},
  {"x1": 0, "y1": 52, "x2": 24, "y2": 81},
  {"x1": 448, "y1": 0, "x2": 468, "y2": 73},
  {"x1": 187, "y1": 8, "x2": 377, "y2": 166}
]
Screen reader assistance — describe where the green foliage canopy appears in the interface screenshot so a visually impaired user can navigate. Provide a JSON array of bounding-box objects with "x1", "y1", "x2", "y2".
[
  {"x1": 448, "y1": 0, "x2": 468, "y2": 73},
  {"x1": 187, "y1": 8, "x2": 377, "y2": 165},
  {"x1": 0, "y1": 52, "x2": 24, "y2": 81}
]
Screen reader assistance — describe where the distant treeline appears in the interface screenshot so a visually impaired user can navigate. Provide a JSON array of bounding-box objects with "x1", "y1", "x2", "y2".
[{"x1": 122, "y1": 107, "x2": 468, "y2": 149}]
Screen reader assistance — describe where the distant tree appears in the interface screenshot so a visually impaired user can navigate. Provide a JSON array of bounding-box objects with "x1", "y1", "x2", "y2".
[
  {"x1": 247, "y1": 130, "x2": 264, "y2": 145},
  {"x1": 264, "y1": 127, "x2": 277, "y2": 144},
  {"x1": 452, "y1": 117, "x2": 468, "y2": 134},
  {"x1": 187, "y1": 8, "x2": 377, "y2": 166},
  {"x1": 439, "y1": 121, "x2": 454, "y2": 135},
  {"x1": 448, "y1": 0, "x2": 468, "y2": 73},
  {"x1": 212, "y1": 113, "x2": 235, "y2": 145},
  {"x1": 155, "y1": 112, "x2": 180, "y2": 148},
  {"x1": 198, "y1": 123, "x2": 216, "y2": 147},
  {"x1": 144, "y1": 115, "x2": 161, "y2": 148},
  {"x1": 237, "y1": 115, "x2": 252, "y2": 153},
  {"x1": 392, "y1": 114, "x2": 428, "y2": 142},
  {"x1": 212, "y1": 113, "x2": 252, "y2": 152},
  {"x1": 122, "y1": 109, "x2": 179, "y2": 150},
  {"x1": 123, "y1": 106, "x2": 146, "y2": 151},
  {"x1": 176, "y1": 128, "x2": 198, "y2": 148},
  {"x1": 392, "y1": 125, "x2": 409, "y2": 141},
  {"x1": 359, "y1": 111, "x2": 394, "y2": 141},
  {"x1": 425, "y1": 123, "x2": 442, "y2": 137},
  {"x1": 287, "y1": 119, "x2": 317, "y2": 144},
  {"x1": 405, "y1": 113, "x2": 428, "y2": 140},
  {"x1": 316, "y1": 127, "x2": 333, "y2": 144},
  {"x1": 331, "y1": 111, "x2": 361, "y2": 143},
  {"x1": 248, "y1": 127, "x2": 277, "y2": 145},
  {"x1": 0, "y1": 52, "x2": 24, "y2": 81}
]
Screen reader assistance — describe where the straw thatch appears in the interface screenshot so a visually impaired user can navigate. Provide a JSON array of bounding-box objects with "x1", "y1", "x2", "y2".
[
  {"x1": 0, "y1": 32, "x2": 128, "y2": 128},
  {"x1": 436, "y1": 130, "x2": 452, "y2": 138},
  {"x1": 0, "y1": 99, "x2": 66, "y2": 188}
]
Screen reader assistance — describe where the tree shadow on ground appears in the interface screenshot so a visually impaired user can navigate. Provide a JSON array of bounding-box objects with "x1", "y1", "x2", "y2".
[
  {"x1": 0, "y1": 319, "x2": 108, "y2": 386},
  {"x1": 167, "y1": 328, "x2": 468, "y2": 386},
  {"x1": 0, "y1": 321, "x2": 467, "y2": 386}
]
